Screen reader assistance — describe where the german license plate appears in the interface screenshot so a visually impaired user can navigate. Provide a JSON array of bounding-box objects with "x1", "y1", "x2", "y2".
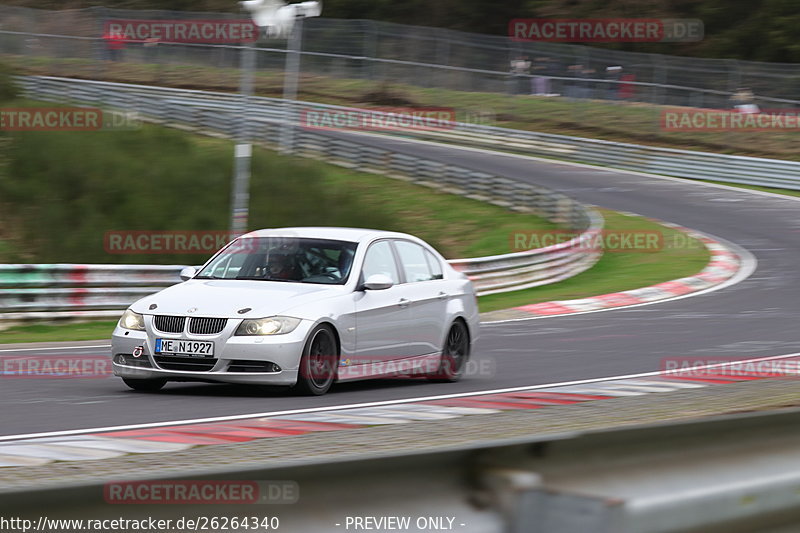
[{"x1": 155, "y1": 339, "x2": 214, "y2": 357}]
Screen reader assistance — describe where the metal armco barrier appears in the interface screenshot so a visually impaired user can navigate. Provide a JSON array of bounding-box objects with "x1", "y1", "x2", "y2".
[
  {"x1": 0, "y1": 264, "x2": 184, "y2": 320},
  {"x1": 18, "y1": 75, "x2": 800, "y2": 191},
  {"x1": 2, "y1": 77, "x2": 605, "y2": 319},
  {"x1": 0, "y1": 215, "x2": 601, "y2": 317},
  {"x1": 6, "y1": 408, "x2": 800, "y2": 533}
]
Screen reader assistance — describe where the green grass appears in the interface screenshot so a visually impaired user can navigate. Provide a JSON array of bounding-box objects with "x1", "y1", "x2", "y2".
[
  {"x1": 698, "y1": 179, "x2": 800, "y2": 198},
  {"x1": 0, "y1": 103, "x2": 557, "y2": 263},
  {"x1": 5, "y1": 53, "x2": 800, "y2": 162},
  {"x1": 478, "y1": 209, "x2": 711, "y2": 312},
  {"x1": 319, "y1": 169, "x2": 559, "y2": 258},
  {"x1": 0, "y1": 211, "x2": 712, "y2": 342},
  {"x1": 0, "y1": 321, "x2": 118, "y2": 344}
]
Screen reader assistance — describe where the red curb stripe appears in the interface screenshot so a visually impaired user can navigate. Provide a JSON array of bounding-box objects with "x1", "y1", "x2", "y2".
[
  {"x1": 506, "y1": 391, "x2": 611, "y2": 401},
  {"x1": 593, "y1": 293, "x2": 644, "y2": 307},
  {"x1": 425, "y1": 398, "x2": 550, "y2": 410},
  {"x1": 667, "y1": 373, "x2": 775, "y2": 382},
  {"x1": 232, "y1": 419, "x2": 362, "y2": 432},
  {"x1": 516, "y1": 302, "x2": 575, "y2": 315},
  {"x1": 92, "y1": 419, "x2": 361, "y2": 443},
  {"x1": 169, "y1": 424, "x2": 308, "y2": 438},
  {"x1": 667, "y1": 376, "x2": 755, "y2": 384},
  {"x1": 93, "y1": 431, "x2": 244, "y2": 445},
  {"x1": 653, "y1": 281, "x2": 695, "y2": 295}
]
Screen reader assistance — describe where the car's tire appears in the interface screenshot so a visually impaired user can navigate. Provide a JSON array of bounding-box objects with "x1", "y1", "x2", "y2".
[
  {"x1": 428, "y1": 320, "x2": 470, "y2": 382},
  {"x1": 122, "y1": 378, "x2": 167, "y2": 391},
  {"x1": 295, "y1": 324, "x2": 339, "y2": 396}
]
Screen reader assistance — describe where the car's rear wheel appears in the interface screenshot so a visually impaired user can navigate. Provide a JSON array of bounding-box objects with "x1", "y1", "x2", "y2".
[
  {"x1": 295, "y1": 324, "x2": 338, "y2": 395},
  {"x1": 429, "y1": 320, "x2": 470, "y2": 382},
  {"x1": 122, "y1": 377, "x2": 167, "y2": 391}
]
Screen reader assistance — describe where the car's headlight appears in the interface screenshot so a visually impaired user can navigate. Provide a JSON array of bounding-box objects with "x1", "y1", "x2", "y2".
[
  {"x1": 119, "y1": 309, "x2": 145, "y2": 331},
  {"x1": 235, "y1": 316, "x2": 301, "y2": 336}
]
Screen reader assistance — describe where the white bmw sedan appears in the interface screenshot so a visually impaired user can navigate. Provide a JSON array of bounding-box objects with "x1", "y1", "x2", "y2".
[{"x1": 111, "y1": 227, "x2": 479, "y2": 395}]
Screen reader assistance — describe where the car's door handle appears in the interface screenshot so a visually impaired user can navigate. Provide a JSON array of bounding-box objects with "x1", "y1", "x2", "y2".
[
  {"x1": 437, "y1": 291, "x2": 449, "y2": 300},
  {"x1": 398, "y1": 298, "x2": 410, "y2": 308}
]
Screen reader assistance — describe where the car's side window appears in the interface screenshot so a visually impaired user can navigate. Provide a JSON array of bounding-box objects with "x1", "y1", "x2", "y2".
[
  {"x1": 394, "y1": 240, "x2": 434, "y2": 283},
  {"x1": 424, "y1": 249, "x2": 444, "y2": 280},
  {"x1": 361, "y1": 240, "x2": 400, "y2": 284}
]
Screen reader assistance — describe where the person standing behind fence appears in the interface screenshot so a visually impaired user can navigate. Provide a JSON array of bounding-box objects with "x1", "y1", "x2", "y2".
[
  {"x1": 531, "y1": 57, "x2": 550, "y2": 95},
  {"x1": 619, "y1": 72, "x2": 636, "y2": 100},
  {"x1": 606, "y1": 66, "x2": 622, "y2": 100},
  {"x1": 102, "y1": 28, "x2": 126, "y2": 62},
  {"x1": 545, "y1": 57, "x2": 561, "y2": 96},
  {"x1": 575, "y1": 65, "x2": 595, "y2": 99},
  {"x1": 731, "y1": 87, "x2": 760, "y2": 114},
  {"x1": 509, "y1": 56, "x2": 531, "y2": 95},
  {"x1": 566, "y1": 64, "x2": 581, "y2": 99}
]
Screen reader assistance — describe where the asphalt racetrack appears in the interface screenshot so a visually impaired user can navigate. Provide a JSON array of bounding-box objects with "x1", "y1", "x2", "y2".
[{"x1": 3, "y1": 133, "x2": 798, "y2": 437}]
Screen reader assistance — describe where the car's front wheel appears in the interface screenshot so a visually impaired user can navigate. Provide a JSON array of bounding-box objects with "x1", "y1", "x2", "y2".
[
  {"x1": 122, "y1": 377, "x2": 167, "y2": 392},
  {"x1": 429, "y1": 320, "x2": 470, "y2": 382},
  {"x1": 295, "y1": 324, "x2": 338, "y2": 395}
]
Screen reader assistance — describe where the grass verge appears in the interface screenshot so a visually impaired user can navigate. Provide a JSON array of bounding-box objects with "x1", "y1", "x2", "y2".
[
  {"x1": 0, "y1": 211, "x2": 712, "y2": 342},
  {"x1": 0, "y1": 321, "x2": 118, "y2": 344},
  {"x1": 5, "y1": 54, "x2": 800, "y2": 161},
  {"x1": 478, "y1": 209, "x2": 711, "y2": 312},
  {"x1": 0, "y1": 101, "x2": 556, "y2": 263},
  {"x1": 698, "y1": 179, "x2": 800, "y2": 199}
]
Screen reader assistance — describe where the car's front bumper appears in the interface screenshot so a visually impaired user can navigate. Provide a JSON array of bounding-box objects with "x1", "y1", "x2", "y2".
[{"x1": 110, "y1": 317, "x2": 312, "y2": 386}]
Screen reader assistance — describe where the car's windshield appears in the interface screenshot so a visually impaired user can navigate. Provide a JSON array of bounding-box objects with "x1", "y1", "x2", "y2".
[{"x1": 196, "y1": 237, "x2": 357, "y2": 285}]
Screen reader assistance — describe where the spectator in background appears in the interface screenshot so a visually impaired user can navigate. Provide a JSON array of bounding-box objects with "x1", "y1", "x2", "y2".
[
  {"x1": 143, "y1": 36, "x2": 159, "y2": 63},
  {"x1": 545, "y1": 57, "x2": 562, "y2": 96},
  {"x1": 565, "y1": 64, "x2": 582, "y2": 99},
  {"x1": 531, "y1": 57, "x2": 550, "y2": 96},
  {"x1": 102, "y1": 28, "x2": 126, "y2": 62},
  {"x1": 731, "y1": 88, "x2": 760, "y2": 114},
  {"x1": 619, "y1": 72, "x2": 636, "y2": 100},
  {"x1": 574, "y1": 64, "x2": 595, "y2": 99},
  {"x1": 606, "y1": 66, "x2": 623, "y2": 100},
  {"x1": 509, "y1": 56, "x2": 531, "y2": 95}
]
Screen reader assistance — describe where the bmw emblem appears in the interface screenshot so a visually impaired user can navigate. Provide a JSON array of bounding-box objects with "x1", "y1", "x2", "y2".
[{"x1": 187, "y1": 307, "x2": 198, "y2": 314}]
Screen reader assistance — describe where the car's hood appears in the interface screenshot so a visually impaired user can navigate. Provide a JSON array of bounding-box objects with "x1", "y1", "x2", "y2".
[{"x1": 131, "y1": 279, "x2": 344, "y2": 319}]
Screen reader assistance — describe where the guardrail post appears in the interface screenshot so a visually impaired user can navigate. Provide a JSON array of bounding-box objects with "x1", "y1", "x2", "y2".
[{"x1": 230, "y1": 41, "x2": 255, "y2": 237}]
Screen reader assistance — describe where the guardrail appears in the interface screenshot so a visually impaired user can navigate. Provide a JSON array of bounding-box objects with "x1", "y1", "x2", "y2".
[
  {"x1": 18, "y1": 75, "x2": 800, "y2": 191},
  {"x1": 5, "y1": 408, "x2": 800, "y2": 532},
  {"x1": 0, "y1": 213, "x2": 601, "y2": 318},
  {"x1": 2, "y1": 77, "x2": 605, "y2": 320}
]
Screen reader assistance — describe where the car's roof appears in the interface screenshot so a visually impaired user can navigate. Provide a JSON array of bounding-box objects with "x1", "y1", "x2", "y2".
[{"x1": 240, "y1": 227, "x2": 419, "y2": 244}]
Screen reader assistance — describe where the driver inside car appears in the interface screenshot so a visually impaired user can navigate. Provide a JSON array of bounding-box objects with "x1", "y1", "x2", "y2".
[{"x1": 267, "y1": 251, "x2": 300, "y2": 280}]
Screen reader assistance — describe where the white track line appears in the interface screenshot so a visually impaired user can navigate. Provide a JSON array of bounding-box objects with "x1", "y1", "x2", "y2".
[
  {"x1": 0, "y1": 344, "x2": 111, "y2": 353},
  {"x1": 0, "y1": 134, "x2": 787, "y2": 439},
  {"x1": 1, "y1": 350, "x2": 798, "y2": 442},
  {"x1": 343, "y1": 131, "x2": 764, "y2": 322},
  {"x1": 351, "y1": 131, "x2": 800, "y2": 204}
]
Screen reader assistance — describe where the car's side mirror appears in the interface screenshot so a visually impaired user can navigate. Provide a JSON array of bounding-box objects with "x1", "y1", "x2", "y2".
[
  {"x1": 363, "y1": 274, "x2": 394, "y2": 290},
  {"x1": 180, "y1": 266, "x2": 197, "y2": 281}
]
